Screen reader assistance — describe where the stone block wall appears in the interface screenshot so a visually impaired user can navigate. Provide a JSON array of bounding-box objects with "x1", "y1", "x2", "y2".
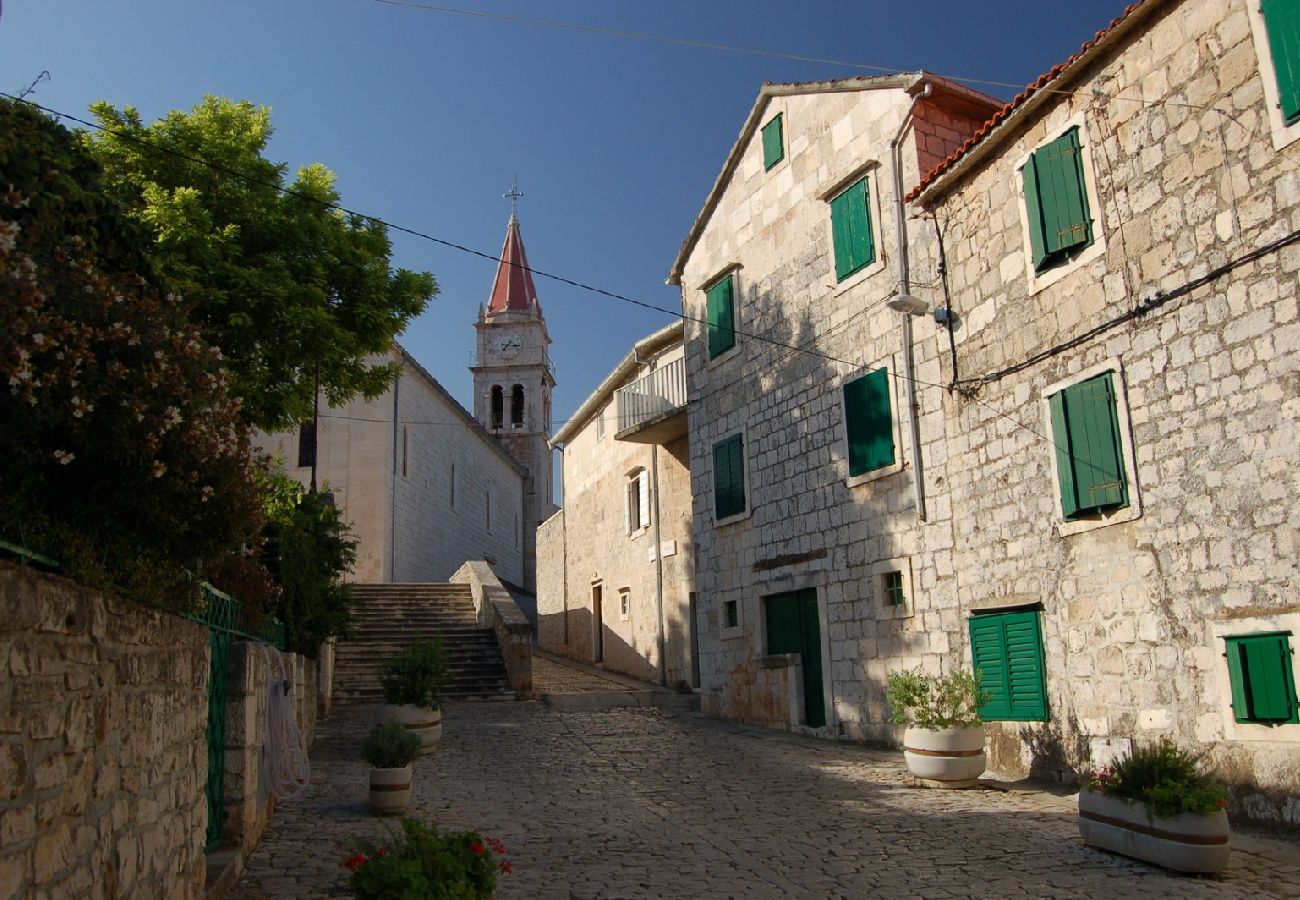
[{"x1": 0, "y1": 563, "x2": 208, "y2": 899}]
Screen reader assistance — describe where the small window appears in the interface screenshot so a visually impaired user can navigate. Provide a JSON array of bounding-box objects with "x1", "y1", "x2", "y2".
[
  {"x1": 619, "y1": 590, "x2": 631, "y2": 621},
  {"x1": 1261, "y1": 0, "x2": 1300, "y2": 126},
  {"x1": 1048, "y1": 372, "x2": 1128, "y2": 520},
  {"x1": 881, "y1": 571, "x2": 905, "y2": 607},
  {"x1": 761, "y1": 112, "x2": 784, "y2": 170},
  {"x1": 626, "y1": 469, "x2": 650, "y2": 534},
  {"x1": 401, "y1": 425, "x2": 409, "y2": 478},
  {"x1": 490, "y1": 385, "x2": 504, "y2": 430},
  {"x1": 511, "y1": 384, "x2": 525, "y2": 427},
  {"x1": 1021, "y1": 127, "x2": 1093, "y2": 273},
  {"x1": 829, "y1": 177, "x2": 875, "y2": 282},
  {"x1": 1224, "y1": 633, "x2": 1299, "y2": 726},
  {"x1": 712, "y1": 433, "x2": 746, "y2": 521},
  {"x1": 843, "y1": 368, "x2": 895, "y2": 476},
  {"x1": 297, "y1": 420, "x2": 317, "y2": 468},
  {"x1": 723, "y1": 599, "x2": 739, "y2": 630},
  {"x1": 596, "y1": 409, "x2": 605, "y2": 441},
  {"x1": 450, "y1": 463, "x2": 456, "y2": 508},
  {"x1": 485, "y1": 489, "x2": 491, "y2": 531},
  {"x1": 969, "y1": 610, "x2": 1048, "y2": 721},
  {"x1": 706, "y1": 274, "x2": 736, "y2": 360}
]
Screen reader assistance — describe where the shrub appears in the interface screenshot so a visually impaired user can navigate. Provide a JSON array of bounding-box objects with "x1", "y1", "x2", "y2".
[
  {"x1": 361, "y1": 719, "x2": 422, "y2": 770},
  {"x1": 1084, "y1": 739, "x2": 1228, "y2": 818},
  {"x1": 346, "y1": 818, "x2": 510, "y2": 899},
  {"x1": 380, "y1": 641, "x2": 450, "y2": 710},
  {"x1": 886, "y1": 668, "x2": 986, "y2": 730}
]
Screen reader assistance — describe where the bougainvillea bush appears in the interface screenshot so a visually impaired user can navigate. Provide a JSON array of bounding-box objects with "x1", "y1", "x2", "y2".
[
  {"x1": 0, "y1": 98, "x2": 263, "y2": 607},
  {"x1": 346, "y1": 818, "x2": 511, "y2": 899}
]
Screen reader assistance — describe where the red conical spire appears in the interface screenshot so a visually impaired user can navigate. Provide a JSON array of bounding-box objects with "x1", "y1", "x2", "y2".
[{"x1": 487, "y1": 214, "x2": 541, "y2": 316}]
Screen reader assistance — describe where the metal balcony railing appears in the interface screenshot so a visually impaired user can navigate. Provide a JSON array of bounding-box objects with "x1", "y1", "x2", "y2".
[{"x1": 615, "y1": 356, "x2": 687, "y2": 434}]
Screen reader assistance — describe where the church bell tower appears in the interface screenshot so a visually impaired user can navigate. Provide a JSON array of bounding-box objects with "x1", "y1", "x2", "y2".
[{"x1": 471, "y1": 191, "x2": 555, "y2": 590}]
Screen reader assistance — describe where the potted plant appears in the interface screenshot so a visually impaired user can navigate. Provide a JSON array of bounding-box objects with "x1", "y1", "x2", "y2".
[
  {"x1": 1078, "y1": 739, "x2": 1229, "y2": 873},
  {"x1": 345, "y1": 817, "x2": 512, "y2": 898},
  {"x1": 361, "y1": 719, "x2": 422, "y2": 816},
  {"x1": 379, "y1": 640, "x2": 450, "y2": 754},
  {"x1": 886, "y1": 668, "x2": 987, "y2": 788}
]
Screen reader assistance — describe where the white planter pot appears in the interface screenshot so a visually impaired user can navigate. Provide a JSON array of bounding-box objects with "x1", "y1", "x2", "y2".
[
  {"x1": 1077, "y1": 788, "x2": 1229, "y2": 874},
  {"x1": 902, "y1": 725, "x2": 987, "y2": 788},
  {"x1": 390, "y1": 704, "x2": 443, "y2": 754},
  {"x1": 369, "y1": 765, "x2": 412, "y2": 816}
]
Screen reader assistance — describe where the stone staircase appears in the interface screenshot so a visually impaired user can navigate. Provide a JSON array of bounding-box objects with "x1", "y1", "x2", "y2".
[{"x1": 335, "y1": 583, "x2": 516, "y2": 704}]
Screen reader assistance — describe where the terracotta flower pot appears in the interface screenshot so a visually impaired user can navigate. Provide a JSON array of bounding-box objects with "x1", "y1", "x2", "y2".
[
  {"x1": 369, "y1": 765, "x2": 412, "y2": 816},
  {"x1": 1077, "y1": 788, "x2": 1229, "y2": 873},
  {"x1": 389, "y1": 703, "x2": 442, "y2": 755},
  {"x1": 902, "y1": 725, "x2": 987, "y2": 788}
]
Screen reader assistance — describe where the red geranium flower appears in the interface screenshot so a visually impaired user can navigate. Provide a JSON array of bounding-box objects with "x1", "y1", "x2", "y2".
[
  {"x1": 486, "y1": 836, "x2": 507, "y2": 855},
  {"x1": 469, "y1": 842, "x2": 485, "y2": 855},
  {"x1": 377, "y1": 848, "x2": 388, "y2": 857},
  {"x1": 345, "y1": 853, "x2": 367, "y2": 872},
  {"x1": 499, "y1": 860, "x2": 513, "y2": 875}
]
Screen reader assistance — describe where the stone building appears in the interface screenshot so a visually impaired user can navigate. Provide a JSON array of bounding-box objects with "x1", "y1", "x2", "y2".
[
  {"x1": 667, "y1": 74, "x2": 1001, "y2": 731},
  {"x1": 906, "y1": 0, "x2": 1300, "y2": 824},
  {"x1": 536, "y1": 321, "x2": 697, "y2": 686}
]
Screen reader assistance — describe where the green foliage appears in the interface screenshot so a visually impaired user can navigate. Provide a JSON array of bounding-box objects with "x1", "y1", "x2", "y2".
[
  {"x1": 346, "y1": 818, "x2": 510, "y2": 899},
  {"x1": 1084, "y1": 739, "x2": 1228, "y2": 818},
  {"x1": 260, "y1": 468, "x2": 357, "y2": 657},
  {"x1": 82, "y1": 96, "x2": 438, "y2": 430},
  {"x1": 380, "y1": 641, "x2": 450, "y2": 710},
  {"x1": 361, "y1": 719, "x2": 422, "y2": 770},
  {"x1": 0, "y1": 98, "x2": 263, "y2": 609},
  {"x1": 886, "y1": 668, "x2": 986, "y2": 730}
]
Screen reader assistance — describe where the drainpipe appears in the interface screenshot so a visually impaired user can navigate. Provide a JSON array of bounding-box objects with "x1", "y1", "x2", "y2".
[
  {"x1": 635, "y1": 350, "x2": 669, "y2": 687},
  {"x1": 557, "y1": 443, "x2": 569, "y2": 648},
  {"x1": 389, "y1": 374, "x2": 401, "y2": 580},
  {"x1": 889, "y1": 78, "x2": 931, "y2": 523}
]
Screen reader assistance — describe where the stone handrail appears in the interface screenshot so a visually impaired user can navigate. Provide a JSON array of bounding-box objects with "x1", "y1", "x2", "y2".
[{"x1": 449, "y1": 561, "x2": 533, "y2": 700}]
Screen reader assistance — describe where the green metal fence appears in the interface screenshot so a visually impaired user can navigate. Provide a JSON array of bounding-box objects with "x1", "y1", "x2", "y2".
[{"x1": 187, "y1": 583, "x2": 286, "y2": 852}]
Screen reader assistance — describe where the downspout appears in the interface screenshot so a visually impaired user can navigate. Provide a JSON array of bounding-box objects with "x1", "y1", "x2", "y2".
[
  {"x1": 889, "y1": 80, "x2": 931, "y2": 523},
  {"x1": 635, "y1": 350, "x2": 669, "y2": 687},
  {"x1": 389, "y1": 374, "x2": 401, "y2": 580},
  {"x1": 557, "y1": 444, "x2": 569, "y2": 648}
]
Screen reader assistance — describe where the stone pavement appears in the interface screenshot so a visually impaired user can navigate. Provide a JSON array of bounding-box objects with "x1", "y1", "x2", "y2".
[{"x1": 229, "y1": 699, "x2": 1300, "y2": 899}]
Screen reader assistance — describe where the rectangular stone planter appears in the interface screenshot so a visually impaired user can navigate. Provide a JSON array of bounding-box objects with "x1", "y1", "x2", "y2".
[{"x1": 1077, "y1": 788, "x2": 1229, "y2": 874}]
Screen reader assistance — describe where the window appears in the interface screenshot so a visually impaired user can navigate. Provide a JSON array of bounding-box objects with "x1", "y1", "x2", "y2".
[
  {"x1": 706, "y1": 274, "x2": 736, "y2": 360},
  {"x1": 1021, "y1": 127, "x2": 1093, "y2": 274},
  {"x1": 1224, "y1": 633, "x2": 1298, "y2": 726},
  {"x1": 485, "y1": 489, "x2": 491, "y2": 531},
  {"x1": 843, "y1": 368, "x2": 895, "y2": 477},
  {"x1": 490, "y1": 385, "x2": 504, "y2": 430},
  {"x1": 723, "y1": 600, "x2": 739, "y2": 630},
  {"x1": 450, "y1": 463, "x2": 456, "y2": 508},
  {"x1": 511, "y1": 384, "x2": 525, "y2": 427},
  {"x1": 761, "y1": 112, "x2": 784, "y2": 170},
  {"x1": 969, "y1": 610, "x2": 1048, "y2": 721},
  {"x1": 1261, "y1": 0, "x2": 1300, "y2": 126},
  {"x1": 829, "y1": 177, "x2": 874, "y2": 282},
  {"x1": 401, "y1": 425, "x2": 409, "y2": 478},
  {"x1": 619, "y1": 589, "x2": 631, "y2": 621},
  {"x1": 712, "y1": 433, "x2": 746, "y2": 521},
  {"x1": 626, "y1": 469, "x2": 650, "y2": 534},
  {"x1": 297, "y1": 420, "x2": 316, "y2": 468},
  {"x1": 595, "y1": 408, "x2": 605, "y2": 441},
  {"x1": 1048, "y1": 371, "x2": 1128, "y2": 520},
  {"x1": 882, "y1": 571, "x2": 905, "y2": 607}
]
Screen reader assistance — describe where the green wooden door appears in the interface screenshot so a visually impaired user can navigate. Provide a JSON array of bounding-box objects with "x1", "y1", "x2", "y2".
[{"x1": 765, "y1": 589, "x2": 825, "y2": 728}]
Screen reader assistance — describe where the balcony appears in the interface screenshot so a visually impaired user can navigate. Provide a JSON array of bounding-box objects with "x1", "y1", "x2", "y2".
[{"x1": 614, "y1": 356, "x2": 688, "y2": 444}]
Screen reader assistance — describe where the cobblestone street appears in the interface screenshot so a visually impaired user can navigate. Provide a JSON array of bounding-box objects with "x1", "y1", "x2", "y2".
[{"x1": 229, "y1": 686, "x2": 1300, "y2": 899}]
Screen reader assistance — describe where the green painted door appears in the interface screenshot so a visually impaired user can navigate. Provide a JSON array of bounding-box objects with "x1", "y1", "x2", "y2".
[{"x1": 765, "y1": 589, "x2": 825, "y2": 728}]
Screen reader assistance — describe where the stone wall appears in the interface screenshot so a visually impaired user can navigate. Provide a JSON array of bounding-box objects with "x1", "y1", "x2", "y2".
[
  {"x1": 449, "y1": 560, "x2": 533, "y2": 699},
  {"x1": 0, "y1": 563, "x2": 208, "y2": 899}
]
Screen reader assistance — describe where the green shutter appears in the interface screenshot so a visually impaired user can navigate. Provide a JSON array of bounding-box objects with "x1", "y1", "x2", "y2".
[
  {"x1": 969, "y1": 610, "x2": 1048, "y2": 722},
  {"x1": 1021, "y1": 154, "x2": 1049, "y2": 269},
  {"x1": 1225, "y1": 633, "x2": 1299, "y2": 725},
  {"x1": 843, "y1": 368, "x2": 894, "y2": 476},
  {"x1": 1023, "y1": 128, "x2": 1092, "y2": 272},
  {"x1": 1263, "y1": 0, "x2": 1300, "y2": 125},
  {"x1": 1224, "y1": 641, "x2": 1252, "y2": 723},
  {"x1": 762, "y1": 113, "x2": 785, "y2": 170},
  {"x1": 713, "y1": 434, "x2": 745, "y2": 520},
  {"x1": 706, "y1": 275, "x2": 735, "y2": 359},
  {"x1": 1049, "y1": 373, "x2": 1128, "y2": 519},
  {"x1": 830, "y1": 178, "x2": 874, "y2": 282},
  {"x1": 1048, "y1": 391, "x2": 1080, "y2": 519}
]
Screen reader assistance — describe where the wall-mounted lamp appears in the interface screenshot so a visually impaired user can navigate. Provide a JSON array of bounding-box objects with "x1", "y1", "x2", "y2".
[{"x1": 886, "y1": 293, "x2": 930, "y2": 316}]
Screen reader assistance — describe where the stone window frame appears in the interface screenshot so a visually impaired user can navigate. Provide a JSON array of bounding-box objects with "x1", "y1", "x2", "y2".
[
  {"x1": 698, "y1": 263, "x2": 744, "y2": 371},
  {"x1": 1013, "y1": 111, "x2": 1107, "y2": 296},
  {"x1": 720, "y1": 596, "x2": 743, "y2": 641},
  {"x1": 710, "y1": 426, "x2": 753, "y2": 528},
  {"x1": 618, "y1": 588, "x2": 632, "y2": 622},
  {"x1": 1248, "y1": 1, "x2": 1300, "y2": 151},
  {"x1": 1041, "y1": 357, "x2": 1142, "y2": 537},
  {"x1": 837, "y1": 352, "x2": 906, "y2": 488},
  {"x1": 1208, "y1": 611, "x2": 1300, "y2": 744},
  {"x1": 817, "y1": 161, "x2": 886, "y2": 297},
  {"x1": 625, "y1": 466, "x2": 651, "y2": 538},
  {"x1": 871, "y1": 556, "x2": 914, "y2": 621}
]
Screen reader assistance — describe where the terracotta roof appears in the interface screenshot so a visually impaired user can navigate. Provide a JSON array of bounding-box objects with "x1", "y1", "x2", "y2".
[
  {"x1": 907, "y1": 0, "x2": 1162, "y2": 204},
  {"x1": 487, "y1": 214, "x2": 541, "y2": 315}
]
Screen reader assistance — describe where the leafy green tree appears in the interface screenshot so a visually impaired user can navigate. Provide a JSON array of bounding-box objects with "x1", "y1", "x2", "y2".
[{"x1": 83, "y1": 96, "x2": 438, "y2": 430}]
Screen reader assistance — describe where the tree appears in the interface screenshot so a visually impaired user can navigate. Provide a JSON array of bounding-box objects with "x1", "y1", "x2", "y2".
[{"x1": 83, "y1": 96, "x2": 438, "y2": 430}]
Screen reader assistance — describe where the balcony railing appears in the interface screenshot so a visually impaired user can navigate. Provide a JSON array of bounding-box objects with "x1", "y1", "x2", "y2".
[{"x1": 615, "y1": 356, "x2": 687, "y2": 440}]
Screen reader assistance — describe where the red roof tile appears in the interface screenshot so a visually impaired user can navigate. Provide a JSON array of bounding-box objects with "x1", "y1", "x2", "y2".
[{"x1": 487, "y1": 215, "x2": 541, "y2": 315}]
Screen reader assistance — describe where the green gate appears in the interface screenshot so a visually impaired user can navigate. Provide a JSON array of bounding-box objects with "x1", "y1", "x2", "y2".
[
  {"x1": 187, "y1": 584, "x2": 285, "y2": 852},
  {"x1": 764, "y1": 588, "x2": 826, "y2": 728}
]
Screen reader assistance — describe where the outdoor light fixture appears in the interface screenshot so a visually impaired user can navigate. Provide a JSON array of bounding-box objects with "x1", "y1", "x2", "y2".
[{"x1": 886, "y1": 293, "x2": 930, "y2": 316}]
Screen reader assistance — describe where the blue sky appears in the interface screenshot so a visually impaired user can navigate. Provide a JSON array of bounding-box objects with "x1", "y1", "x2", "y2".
[{"x1": 1, "y1": 0, "x2": 1130, "y2": 432}]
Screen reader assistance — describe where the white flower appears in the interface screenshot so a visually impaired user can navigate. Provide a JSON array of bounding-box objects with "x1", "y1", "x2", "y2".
[
  {"x1": 53, "y1": 449, "x2": 74, "y2": 465},
  {"x1": 150, "y1": 461, "x2": 166, "y2": 478}
]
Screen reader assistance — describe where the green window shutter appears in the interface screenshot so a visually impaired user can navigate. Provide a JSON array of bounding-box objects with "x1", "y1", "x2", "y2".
[
  {"x1": 713, "y1": 434, "x2": 745, "y2": 519},
  {"x1": 762, "y1": 113, "x2": 785, "y2": 170},
  {"x1": 1023, "y1": 128, "x2": 1092, "y2": 272},
  {"x1": 843, "y1": 368, "x2": 895, "y2": 476},
  {"x1": 969, "y1": 610, "x2": 1048, "y2": 722},
  {"x1": 1263, "y1": 0, "x2": 1300, "y2": 125},
  {"x1": 1021, "y1": 153, "x2": 1049, "y2": 270},
  {"x1": 830, "y1": 178, "x2": 874, "y2": 282},
  {"x1": 1049, "y1": 373, "x2": 1128, "y2": 519},
  {"x1": 706, "y1": 275, "x2": 736, "y2": 359},
  {"x1": 1225, "y1": 633, "x2": 1299, "y2": 725},
  {"x1": 1047, "y1": 391, "x2": 1080, "y2": 519},
  {"x1": 1224, "y1": 640, "x2": 1252, "y2": 723}
]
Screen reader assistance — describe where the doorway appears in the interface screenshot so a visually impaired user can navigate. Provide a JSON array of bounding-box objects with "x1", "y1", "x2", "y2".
[
  {"x1": 591, "y1": 583, "x2": 604, "y2": 664},
  {"x1": 764, "y1": 588, "x2": 825, "y2": 728}
]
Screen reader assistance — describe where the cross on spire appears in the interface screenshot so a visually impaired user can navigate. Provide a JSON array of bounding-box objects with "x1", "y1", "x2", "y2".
[{"x1": 504, "y1": 178, "x2": 524, "y2": 220}]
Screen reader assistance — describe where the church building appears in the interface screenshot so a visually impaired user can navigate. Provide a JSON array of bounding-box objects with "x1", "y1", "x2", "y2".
[{"x1": 256, "y1": 211, "x2": 555, "y2": 592}]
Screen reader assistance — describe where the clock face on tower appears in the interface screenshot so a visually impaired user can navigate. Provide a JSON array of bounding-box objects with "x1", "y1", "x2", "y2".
[{"x1": 495, "y1": 335, "x2": 522, "y2": 358}]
